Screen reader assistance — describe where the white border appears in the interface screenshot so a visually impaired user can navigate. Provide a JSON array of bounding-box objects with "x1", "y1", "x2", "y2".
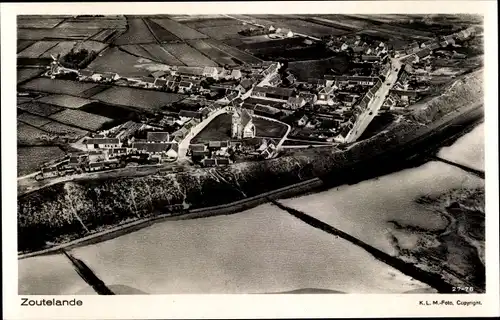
[{"x1": 2, "y1": 2, "x2": 499, "y2": 319}]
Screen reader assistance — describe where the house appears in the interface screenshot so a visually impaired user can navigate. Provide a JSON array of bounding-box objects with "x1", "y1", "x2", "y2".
[
  {"x1": 382, "y1": 95, "x2": 397, "y2": 109},
  {"x1": 179, "y1": 110, "x2": 202, "y2": 120},
  {"x1": 201, "y1": 158, "x2": 217, "y2": 167},
  {"x1": 297, "y1": 115, "x2": 308, "y2": 126},
  {"x1": 108, "y1": 147, "x2": 128, "y2": 158},
  {"x1": 317, "y1": 87, "x2": 335, "y2": 103},
  {"x1": 268, "y1": 74, "x2": 282, "y2": 86},
  {"x1": 151, "y1": 70, "x2": 168, "y2": 79},
  {"x1": 178, "y1": 81, "x2": 193, "y2": 93},
  {"x1": 100, "y1": 72, "x2": 120, "y2": 82},
  {"x1": 232, "y1": 107, "x2": 255, "y2": 139},
  {"x1": 142, "y1": 77, "x2": 156, "y2": 88},
  {"x1": 176, "y1": 66, "x2": 204, "y2": 79},
  {"x1": 203, "y1": 66, "x2": 219, "y2": 79},
  {"x1": 251, "y1": 86, "x2": 295, "y2": 101},
  {"x1": 85, "y1": 138, "x2": 121, "y2": 150},
  {"x1": 275, "y1": 28, "x2": 294, "y2": 38},
  {"x1": 361, "y1": 55, "x2": 381, "y2": 63},
  {"x1": 236, "y1": 78, "x2": 254, "y2": 93},
  {"x1": 286, "y1": 96, "x2": 306, "y2": 109},
  {"x1": 326, "y1": 75, "x2": 377, "y2": 86},
  {"x1": 298, "y1": 92, "x2": 318, "y2": 105},
  {"x1": 78, "y1": 69, "x2": 94, "y2": 80},
  {"x1": 308, "y1": 78, "x2": 327, "y2": 88},
  {"x1": 154, "y1": 78, "x2": 168, "y2": 89},
  {"x1": 147, "y1": 131, "x2": 170, "y2": 142},
  {"x1": 132, "y1": 142, "x2": 172, "y2": 155},
  {"x1": 189, "y1": 144, "x2": 207, "y2": 152},
  {"x1": 285, "y1": 73, "x2": 296, "y2": 84},
  {"x1": 229, "y1": 69, "x2": 242, "y2": 80},
  {"x1": 88, "y1": 150, "x2": 108, "y2": 162}
]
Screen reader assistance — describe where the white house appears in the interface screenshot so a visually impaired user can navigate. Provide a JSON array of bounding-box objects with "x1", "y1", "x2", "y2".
[
  {"x1": 203, "y1": 66, "x2": 219, "y2": 79},
  {"x1": 85, "y1": 138, "x2": 122, "y2": 150}
]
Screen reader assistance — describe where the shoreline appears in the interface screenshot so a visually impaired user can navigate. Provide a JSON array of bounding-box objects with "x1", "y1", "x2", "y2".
[{"x1": 18, "y1": 100, "x2": 484, "y2": 260}]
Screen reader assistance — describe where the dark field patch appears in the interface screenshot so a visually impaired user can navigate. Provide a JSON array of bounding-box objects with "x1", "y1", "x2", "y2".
[
  {"x1": 253, "y1": 117, "x2": 288, "y2": 138},
  {"x1": 17, "y1": 146, "x2": 66, "y2": 176},
  {"x1": 79, "y1": 84, "x2": 111, "y2": 98},
  {"x1": 288, "y1": 55, "x2": 350, "y2": 80},
  {"x1": 79, "y1": 101, "x2": 141, "y2": 120},
  {"x1": 191, "y1": 113, "x2": 232, "y2": 143}
]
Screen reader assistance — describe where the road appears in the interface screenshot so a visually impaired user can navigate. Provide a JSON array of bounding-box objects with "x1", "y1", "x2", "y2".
[
  {"x1": 177, "y1": 106, "x2": 231, "y2": 160},
  {"x1": 345, "y1": 58, "x2": 402, "y2": 143}
]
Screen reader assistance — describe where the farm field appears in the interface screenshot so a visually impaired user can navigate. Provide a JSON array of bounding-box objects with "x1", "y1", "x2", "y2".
[
  {"x1": 17, "y1": 101, "x2": 64, "y2": 116},
  {"x1": 184, "y1": 18, "x2": 243, "y2": 29},
  {"x1": 17, "y1": 113, "x2": 52, "y2": 128},
  {"x1": 36, "y1": 94, "x2": 94, "y2": 109},
  {"x1": 120, "y1": 44, "x2": 158, "y2": 61},
  {"x1": 79, "y1": 85, "x2": 111, "y2": 99},
  {"x1": 143, "y1": 19, "x2": 180, "y2": 42},
  {"x1": 186, "y1": 40, "x2": 238, "y2": 66},
  {"x1": 86, "y1": 47, "x2": 158, "y2": 77},
  {"x1": 56, "y1": 18, "x2": 127, "y2": 30},
  {"x1": 73, "y1": 41, "x2": 109, "y2": 53},
  {"x1": 237, "y1": 37, "x2": 306, "y2": 50},
  {"x1": 294, "y1": 16, "x2": 357, "y2": 32},
  {"x1": 203, "y1": 39, "x2": 262, "y2": 64},
  {"x1": 266, "y1": 18, "x2": 350, "y2": 37},
  {"x1": 40, "y1": 121, "x2": 89, "y2": 139},
  {"x1": 91, "y1": 29, "x2": 118, "y2": 43},
  {"x1": 20, "y1": 78, "x2": 99, "y2": 96},
  {"x1": 17, "y1": 17, "x2": 65, "y2": 29},
  {"x1": 17, "y1": 122, "x2": 50, "y2": 146},
  {"x1": 163, "y1": 43, "x2": 218, "y2": 66},
  {"x1": 317, "y1": 15, "x2": 375, "y2": 30},
  {"x1": 113, "y1": 18, "x2": 157, "y2": 45},
  {"x1": 288, "y1": 55, "x2": 351, "y2": 80},
  {"x1": 17, "y1": 28, "x2": 100, "y2": 41},
  {"x1": 253, "y1": 117, "x2": 288, "y2": 138},
  {"x1": 17, "y1": 41, "x2": 58, "y2": 59},
  {"x1": 92, "y1": 86, "x2": 185, "y2": 111},
  {"x1": 17, "y1": 146, "x2": 66, "y2": 176},
  {"x1": 196, "y1": 24, "x2": 253, "y2": 40},
  {"x1": 17, "y1": 40, "x2": 36, "y2": 53},
  {"x1": 140, "y1": 44, "x2": 185, "y2": 65},
  {"x1": 167, "y1": 15, "x2": 225, "y2": 22},
  {"x1": 151, "y1": 18, "x2": 209, "y2": 40},
  {"x1": 80, "y1": 102, "x2": 140, "y2": 120},
  {"x1": 17, "y1": 68, "x2": 46, "y2": 84},
  {"x1": 191, "y1": 113, "x2": 232, "y2": 143},
  {"x1": 49, "y1": 109, "x2": 113, "y2": 131},
  {"x1": 39, "y1": 41, "x2": 79, "y2": 58}
]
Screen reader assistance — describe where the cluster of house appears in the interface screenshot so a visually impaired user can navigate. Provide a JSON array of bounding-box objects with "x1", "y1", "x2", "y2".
[
  {"x1": 327, "y1": 35, "x2": 389, "y2": 61},
  {"x1": 188, "y1": 141, "x2": 232, "y2": 167},
  {"x1": 239, "y1": 25, "x2": 295, "y2": 39},
  {"x1": 396, "y1": 27, "x2": 478, "y2": 64}
]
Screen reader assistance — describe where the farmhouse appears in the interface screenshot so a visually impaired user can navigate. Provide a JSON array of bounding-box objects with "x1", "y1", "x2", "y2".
[
  {"x1": 85, "y1": 138, "x2": 121, "y2": 150},
  {"x1": 251, "y1": 86, "x2": 295, "y2": 102},
  {"x1": 286, "y1": 96, "x2": 306, "y2": 109},
  {"x1": 132, "y1": 142, "x2": 173, "y2": 155}
]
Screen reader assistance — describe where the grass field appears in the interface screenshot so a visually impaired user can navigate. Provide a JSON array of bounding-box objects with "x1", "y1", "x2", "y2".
[
  {"x1": 37, "y1": 94, "x2": 94, "y2": 109},
  {"x1": 151, "y1": 18, "x2": 209, "y2": 40},
  {"x1": 203, "y1": 39, "x2": 262, "y2": 64},
  {"x1": 265, "y1": 18, "x2": 350, "y2": 37},
  {"x1": 196, "y1": 24, "x2": 253, "y2": 40},
  {"x1": 86, "y1": 47, "x2": 156, "y2": 77},
  {"x1": 119, "y1": 44, "x2": 158, "y2": 61},
  {"x1": 79, "y1": 85, "x2": 111, "y2": 99},
  {"x1": 40, "y1": 121, "x2": 89, "y2": 139},
  {"x1": 191, "y1": 113, "x2": 233, "y2": 143},
  {"x1": 17, "y1": 41, "x2": 58, "y2": 58},
  {"x1": 39, "y1": 41, "x2": 77, "y2": 58},
  {"x1": 288, "y1": 55, "x2": 350, "y2": 80},
  {"x1": 140, "y1": 44, "x2": 185, "y2": 65},
  {"x1": 17, "y1": 101, "x2": 64, "y2": 116},
  {"x1": 56, "y1": 18, "x2": 127, "y2": 30},
  {"x1": 20, "y1": 78, "x2": 99, "y2": 96},
  {"x1": 113, "y1": 18, "x2": 157, "y2": 45},
  {"x1": 143, "y1": 18, "x2": 180, "y2": 42},
  {"x1": 17, "y1": 113, "x2": 52, "y2": 128},
  {"x1": 17, "y1": 122, "x2": 50, "y2": 146},
  {"x1": 91, "y1": 29, "x2": 118, "y2": 43},
  {"x1": 17, "y1": 18, "x2": 65, "y2": 29},
  {"x1": 163, "y1": 43, "x2": 218, "y2": 66},
  {"x1": 17, "y1": 40, "x2": 36, "y2": 53},
  {"x1": 253, "y1": 117, "x2": 288, "y2": 138},
  {"x1": 17, "y1": 28, "x2": 99, "y2": 41},
  {"x1": 17, "y1": 68, "x2": 46, "y2": 84},
  {"x1": 80, "y1": 102, "x2": 140, "y2": 120},
  {"x1": 184, "y1": 18, "x2": 244, "y2": 29},
  {"x1": 186, "y1": 40, "x2": 238, "y2": 66},
  {"x1": 92, "y1": 86, "x2": 185, "y2": 111},
  {"x1": 17, "y1": 146, "x2": 66, "y2": 176},
  {"x1": 49, "y1": 109, "x2": 113, "y2": 131}
]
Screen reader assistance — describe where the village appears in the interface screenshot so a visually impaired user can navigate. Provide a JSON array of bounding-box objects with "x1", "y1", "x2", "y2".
[{"x1": 34, "y1": 24, "x2": 479, "y2": 180}]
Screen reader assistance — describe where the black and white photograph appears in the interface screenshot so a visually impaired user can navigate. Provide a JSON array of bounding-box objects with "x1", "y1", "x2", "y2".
[{"x1": 2, "y1": 1, "x2": 499, "y2": 319}]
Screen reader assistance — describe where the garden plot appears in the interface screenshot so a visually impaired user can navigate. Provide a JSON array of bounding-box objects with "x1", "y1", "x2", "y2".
[
  {"x1": 113, "y1": 18, "x2": 157, "y2": 45},
  {"x1": 20, "y1": 78, "x2": 98, "y2": 96},
  {"x1": 92, "y1": 86, "x2": 185, "y2": 111},
  {"x1": 17, "y1": 113, "x2": 52, "y2": 128},
  {"x1": 151, "y1": 18, "x2": 208, "y2": 40},
  {"x1": 17, "y1": 41, "x2": 59, "y2": 59},
  {"x1": 18, "y1": 122, "x2": 48, "y2": 146},
  {"x1": 17, "y1": 101, "x2": 64, "y2": 117},
  {"x1": 37, "y1": 94, "x2": 94, "y2": 109},
  {"x1": 49, "y1": 109, "x2": 113, "y2": 131},
  {"x1": 163, "y1": 43, "x2": 217, "y2": 66},
  {"x1": 40, "y1": 121, "x2": 88, "y2": 139},
  {"x1": 17, "y1": 146, "x2": 66, "y2": 176}
]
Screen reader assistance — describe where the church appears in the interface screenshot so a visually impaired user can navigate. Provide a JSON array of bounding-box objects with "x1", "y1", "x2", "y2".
[{"x1": 231, "y1": 107, "x2": 256, "y2": 139}]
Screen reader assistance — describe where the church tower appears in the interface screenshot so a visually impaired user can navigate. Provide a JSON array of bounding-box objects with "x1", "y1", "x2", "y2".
[{"x1": 231, "y1": 107, "x2": 242, "y2": 139}]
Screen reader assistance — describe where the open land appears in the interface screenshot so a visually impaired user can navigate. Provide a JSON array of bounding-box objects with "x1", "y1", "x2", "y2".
[
  {"x1": 37, "y1": 95, "x2": 95, "y2": 109},
  {"x1": 17, "y1": 101, "x2": 64, "y2": 116},
  {"x1": 20, "y1": 78, "x2": 99, "y2": 96},
  {"x1": 17, "y1": 68, "x2": 46, "y2": 84},
  {"x1": 49, "y1": 109, "x2": 113, "y2": 131},
  {"x1": 18, "y1": 146, "x2": 66, "y2": 176}
]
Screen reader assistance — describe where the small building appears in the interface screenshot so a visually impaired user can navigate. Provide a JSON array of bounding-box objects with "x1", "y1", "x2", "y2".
[
  {"x1": 40, "y1": 166, "x2": 59, "y2": 178},
  {"x1": 154, "y1": 78, "x2": 168, "y2": 89},
  {"x1": 100, "y1": 72, "x2": 120, "y2": 83},
  {"x1": 85, "y1": 138, "x2": 121, "y2": 150},
  {"x1": 176, "y1": 66, "x2": 205, "y2": 79},
  {"x1": 201, "y1": 158, "x2": 217, "y2": 167},
  {"x1": 251, "y1": 86, "x2": 295, "y2": 101},
  {"x1": 285, "y1": 73, "x2": 296, "y2": 84},
  {"x1": 109, "y1": 147, "x2": 128, "y2": 158},
  {"x1": 179, "y1": 110, "x2": 202, "y2": 120},
  {"x1": 88, "y1": 150, "x2": 108, "y2": 162},
  {"x1": 132, "y1": 142, "x2": 172, "y2": 155},
  {"x1": 147, "y1": 131, "x2": 170, "y2": 142},
  {"x1": 297, "y1": 115, "x2": 308, "y2": 126},
  {"x1": 229, "y1": 69, "x2": 242, "y2": 80},
  {"x1": 298, "y1": 92, "x2": 318, "y2": 105},
  {"x1": 189, "y1": 144, "x2": 207, "y2": 152},
  {"x1": 317, "y1": 87, "x2": 335, "y2": 103},
  {"x1": 142, "y1": 76, "x2": 156, "y2": 88},
  {"x1": 286, "y1": 96, "x2": 306, "y2": 109},
  {"x1": 178, "y1": 81, "x2": 193, "y2": 93},
  {"x1": 203, "y1": 66, "x2": 219, "y2": 79},
  {"x1": 216, "y1": 158, "x2": 230, "y2": 166},
  {"x1": 232, "y1": 107, "x2": 255, "y2": 139},
  {"x1": 151, "y1": 70, "x2": 168, "y2": 79},
  {"x1": 78, "y1": 69, "x2": 94, "y2": 80},
  {"x1": 361, "y1": 55, "x2": 381, "y2": 63}
]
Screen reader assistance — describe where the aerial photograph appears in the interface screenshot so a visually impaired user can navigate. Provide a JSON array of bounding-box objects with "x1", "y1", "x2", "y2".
[{"x1": 17, "y1": 14, "x2": 484, "y2": 295}]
